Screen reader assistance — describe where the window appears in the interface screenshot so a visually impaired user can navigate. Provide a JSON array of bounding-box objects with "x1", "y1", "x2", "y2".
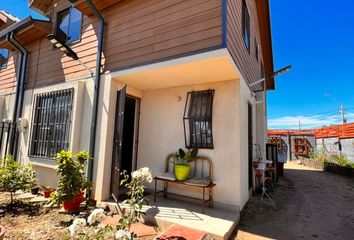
[
  {"x1": 0, "y1": 48, "x2": 9, "y2": 69},
  {"x1": 255, "y1": 39, "x2": 259, "y2": 61},
  {"x1": 183, "y1": 90, "x2": 214, "y2": 149},
  {"x1": 29, "y1": 89, "x2": 74, "y2": 158},
  {"x1": 242, "y1": 0, "x2": 250, "y2": 51},
  {"x1": 56, "y1": 7, "x2": 82, "y2": 44}
]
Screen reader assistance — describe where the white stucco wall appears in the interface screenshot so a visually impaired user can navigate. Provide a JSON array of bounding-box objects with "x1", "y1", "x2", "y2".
[
  {"x1": 137, "y1": 80, "x2": 243, "y2": 209},
  {"x1": 15, "y1": 77, "x2": 94, "y2": 188},
  {"x1": 238, "y1": 77, "x2": 256, "y2": 208}
]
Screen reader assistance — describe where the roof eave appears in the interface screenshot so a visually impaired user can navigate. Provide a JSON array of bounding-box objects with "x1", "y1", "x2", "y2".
[{"x1": 256, "y1": 0, "x2": 275, "y2": 90}]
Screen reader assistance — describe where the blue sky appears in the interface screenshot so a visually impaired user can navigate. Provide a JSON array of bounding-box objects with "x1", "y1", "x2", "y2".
[
  {"x1": 268, "y1": 0, "x2": 354, "y2": 129},
  {"x1": 1, "y1": 0, "x2": 353, "y2": 129},
  {"x1": 0, "y1": 0, "x2": 45, "y2": 20}
]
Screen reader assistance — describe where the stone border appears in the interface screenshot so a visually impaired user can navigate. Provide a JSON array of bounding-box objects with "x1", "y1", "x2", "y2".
[{"x1": 301, "y1": 159, "x2": 324, "y2": 170}]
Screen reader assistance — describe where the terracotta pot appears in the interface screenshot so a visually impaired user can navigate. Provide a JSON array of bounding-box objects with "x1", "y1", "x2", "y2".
[
  {"x1": 63, "y1": 191, "x2": 85, "y2": 212},
  {"x1": 44, "y1": 188, "x2": 54, "y2": 198},
  {"x1": 0, "y1": 225, "x2": 5, "y2": 240}
]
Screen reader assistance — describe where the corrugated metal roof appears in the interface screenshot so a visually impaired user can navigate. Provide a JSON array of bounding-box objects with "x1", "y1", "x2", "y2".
[
  {"x1": 315, "y1": 122, "x2": 354, "y2": 139},
  {"x1": 268, "y1": 129, "x2": 315, "y2": 136}
]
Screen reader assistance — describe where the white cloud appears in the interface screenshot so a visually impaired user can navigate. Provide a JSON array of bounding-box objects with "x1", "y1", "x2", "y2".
[{"x1": 268, "y1": 113, "x2": 354, "y2": 129}]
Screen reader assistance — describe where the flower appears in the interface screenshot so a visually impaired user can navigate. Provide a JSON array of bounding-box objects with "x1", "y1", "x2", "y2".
[
  {"x1": 131, "y1": 167, "x2": 153, "y2": 183},
  {"x1": 87, "y1": 208, "x2": 106, "y2": 225},
  {"x1": 115, "y1": 229, "x2": 132, "y2": 239},
  {"x1": 68, "y1": 218, "x2": 86, "y2": 237}
]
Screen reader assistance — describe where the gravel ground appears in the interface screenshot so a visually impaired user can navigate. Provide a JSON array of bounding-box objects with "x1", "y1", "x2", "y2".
[{"x1": 233, "y1": 161, "x2": 354, "y2": 240}]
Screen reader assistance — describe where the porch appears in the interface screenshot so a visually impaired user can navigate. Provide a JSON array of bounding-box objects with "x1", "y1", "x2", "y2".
[{"x1": 102, "y1": 194, "x2": 239, "y2": 240}]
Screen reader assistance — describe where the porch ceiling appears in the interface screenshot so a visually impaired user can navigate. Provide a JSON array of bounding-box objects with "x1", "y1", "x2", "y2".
[{"x1": 111, "y1": 54, "x2": 240, "y2": 90}]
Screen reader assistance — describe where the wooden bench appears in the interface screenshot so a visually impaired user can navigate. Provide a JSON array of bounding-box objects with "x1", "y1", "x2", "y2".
[{"x1": 153, "y1": 154, "x2": 216, "y2": 213}]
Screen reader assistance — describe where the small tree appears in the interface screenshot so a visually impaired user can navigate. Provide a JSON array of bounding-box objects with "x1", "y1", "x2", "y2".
[{"x1": 0, "y1": 155, "x2": 36, "y2": 204}]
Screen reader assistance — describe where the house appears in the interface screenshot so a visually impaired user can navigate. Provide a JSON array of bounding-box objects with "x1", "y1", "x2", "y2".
[
  {"x1": 0, "y1": 0, "x2": 274, "y2": 211},
  {"x1": 268, "y1": 129, "x2": 316, "y2": 161}
]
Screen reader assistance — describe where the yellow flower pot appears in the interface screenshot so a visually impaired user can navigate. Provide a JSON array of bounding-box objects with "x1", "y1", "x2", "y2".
[{"x1": 174, "y1": 164, "x2": 190, "y2": 181}]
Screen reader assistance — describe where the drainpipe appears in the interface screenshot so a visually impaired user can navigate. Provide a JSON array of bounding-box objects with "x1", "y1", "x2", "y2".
[
  {"x1": 84, "y1": 0, "x2": 105, "y2": 193},
  {"x1": 6, "y1": 32, "x2": 28, "y2": 160}
]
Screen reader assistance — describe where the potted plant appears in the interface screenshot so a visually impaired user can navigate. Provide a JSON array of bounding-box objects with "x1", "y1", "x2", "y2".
[
  {"x1": 51, "y1": 150, "x2": 92, "y2": 212},
  {"x1": 173, "y1": 148, "x2": 198, "y2": 181},
  {"x1": 31, "y1": 183, "x2": 40, "y2": 195},
  {"x1": 42, "y1": 186, "x2": 55, "y2": 198}
]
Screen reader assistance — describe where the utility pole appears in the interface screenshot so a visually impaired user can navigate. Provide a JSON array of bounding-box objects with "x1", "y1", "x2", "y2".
[
  {"x1": 298, "y1": 119, "x2": 301, "y2": 130},
  {"x1": 339, "y1": 105, "x2": 347, "y2": 124}
]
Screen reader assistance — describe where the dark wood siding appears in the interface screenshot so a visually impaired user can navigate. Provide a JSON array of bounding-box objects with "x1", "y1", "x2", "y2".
[
  {"x1": 23, "y1": 0, "x2": 222, "y2": 89},
  {"x1": 0, "y1": 51, "x2": 18, "y2": 93},
  {"x1": 104, "y1": 0, "x2": 223, "y2": 70},
  {"x1": 227, "y1": 0, "x2": 263, "y2": 85}
]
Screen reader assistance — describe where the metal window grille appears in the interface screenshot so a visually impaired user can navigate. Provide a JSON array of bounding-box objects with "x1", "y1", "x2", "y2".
[
  {"x1": 183, "y1": 90, "x2": 214, "y2": 149},
  {"x1": 29, "y1": 88, "x2": 74, "y2": 158}
]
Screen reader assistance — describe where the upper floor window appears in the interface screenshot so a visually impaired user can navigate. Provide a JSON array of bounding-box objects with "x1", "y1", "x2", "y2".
[
  {"x1": 29, "y1": 88, "x2": 74, "y2": 159},
  {"x1": 242, "y1": 0, "x2": 250, "y2": 51},
  {"x1": 0, "y1": 48, "x2": 9, "y2": 69},
  {"x1": 183, "y1": 90, "x2": 214, "y2": 149},
  {"x1": 56, "y1": 7, "x2": 82, "y2": 44},
  {"x1": 255, "y1": 39, "x2": 259, "y2": 61}
]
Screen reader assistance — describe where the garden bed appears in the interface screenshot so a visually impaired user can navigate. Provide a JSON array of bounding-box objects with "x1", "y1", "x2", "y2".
[
  {"x1": 324, "y1": 162, "x2": 354, "y2": 178},
  {"x1": 0, "y1": 193, "x2": 162, "y2": 240}
]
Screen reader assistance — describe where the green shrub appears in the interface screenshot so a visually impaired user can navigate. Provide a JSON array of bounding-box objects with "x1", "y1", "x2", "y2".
[
  {"x1": 52, "y1": 150, "x2": 92, "y2": 204},
  {"x1": 0, "y1": 156, "x2": 36, "y2": 203}
]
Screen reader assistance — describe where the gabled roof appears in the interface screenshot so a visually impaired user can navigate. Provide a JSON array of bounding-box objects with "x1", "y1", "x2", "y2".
[
  {"x1": 0, "y1": 16, "x2": 51, "y2": 49},
  {"x1": 0, "y1": 10, "x2": 20, "y2": 30}
]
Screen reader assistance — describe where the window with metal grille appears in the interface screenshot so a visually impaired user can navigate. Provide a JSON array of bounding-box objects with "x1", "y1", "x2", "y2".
[
  {"x1": 29, "y1": 88, "x2": 74, "y2": 158},
  {"x1": 183, "y1": 90, "x2": 214, "y2": 149}
]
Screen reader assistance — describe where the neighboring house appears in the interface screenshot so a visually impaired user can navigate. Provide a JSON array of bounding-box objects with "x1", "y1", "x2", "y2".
[
  {"x1": 268, "y1": 129, "x2": 315, "y2": 161},
  {"x1": 0, "y1": 0, "x2": 274, "y2": 211},
  {"x1": 315, "y1": 123, "x2": 354, "y2": 162}
]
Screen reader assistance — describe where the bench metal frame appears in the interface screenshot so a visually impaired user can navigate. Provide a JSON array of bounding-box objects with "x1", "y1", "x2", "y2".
[{"x1": 153, "y1": 154, "x2": 216, "y2": 213}]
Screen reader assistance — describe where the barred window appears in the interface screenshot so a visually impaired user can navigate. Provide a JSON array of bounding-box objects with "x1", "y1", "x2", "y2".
[
  {"x1": 29, "y1": 89, "x2": 74, "y2": 158},
  {"x1": 183, "y1": 90, "x2": 214, "y2": 149}
]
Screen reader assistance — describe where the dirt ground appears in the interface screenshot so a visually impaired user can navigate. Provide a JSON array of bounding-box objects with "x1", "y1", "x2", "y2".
[
  {"x1": 0, "y1": 195, "x2": 161, "y2": 239},
  {"x1": 233, "y1": 161, "x2": 354, "y2": 240}
]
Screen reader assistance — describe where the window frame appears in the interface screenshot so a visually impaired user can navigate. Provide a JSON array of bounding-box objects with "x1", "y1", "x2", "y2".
[
  {"x1": 255, "y1": 38, "x2": 259, "y2": 61},
  {"x1": 29, "y1": 88, "x2": 74, "y2": 159},
  {"x1": 55, "y1": 7, "x2": 83, "y2": 45},
  {"x1": 183, "y1": 90, "x2": 215, "y2": 149},
  {"x1": 242, "y1": 0, "x2": 251, "y2": 52},
  {"x1": 0, "y1": 48, "x2": 9, "y2": 69}
]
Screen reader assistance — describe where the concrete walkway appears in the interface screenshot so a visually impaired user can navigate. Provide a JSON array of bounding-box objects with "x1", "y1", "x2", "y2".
[{"x1": 233, "y1": 161, "x2": 354, "y2": 240}]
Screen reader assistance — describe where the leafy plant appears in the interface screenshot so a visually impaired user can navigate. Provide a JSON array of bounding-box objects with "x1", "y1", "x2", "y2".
[
  {"x1": 0, "y1": 155, "x2": 36, "y2": 204},
  {"x1": 310, "y1": 146, "x2": 354, "y2": 169},
  {"x1": 52, "y1": 150, "x2": 92, "y2": 204},
  {"x1": 173, "y1": 148, "x2": 198, "y2": 166},
  {"x1": 119, "y1": 167, "x2": 152, "y2": 230}
]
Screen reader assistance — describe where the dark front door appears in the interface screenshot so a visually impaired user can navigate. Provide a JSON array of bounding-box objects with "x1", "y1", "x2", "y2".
[
  {"x1": 248, "y1": 103, "x2": 253, "y2": 189},
  {"x1": 110, "y1": 85, "x2": 140, "y2": 198}
]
